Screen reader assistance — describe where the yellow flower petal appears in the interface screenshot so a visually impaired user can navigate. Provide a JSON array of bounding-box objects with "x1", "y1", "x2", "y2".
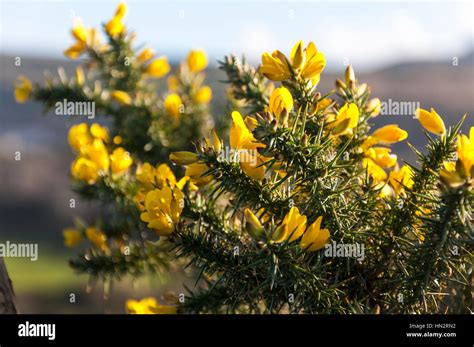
[
  {"x1": 187, "y1": 49, "x2": 208, "y2": 72},
  {"x1": 111, "y1": 90, "x2": 132, "y2": 105},
  {"x1": 110, "y1": 147, "x2": 133, "y2": 174},
  {"x1": 372, "y1": 124, "x2": 408, "y2": 144},
  {"x1": 145, "y1": 57, "x2": 170, "y2": 78},
  {"x1": 416, "y1": 108, "x2": 446, "y2": 135},
  {"x1": 14, "y1": 76, "x2": 32, "y2": 103}
]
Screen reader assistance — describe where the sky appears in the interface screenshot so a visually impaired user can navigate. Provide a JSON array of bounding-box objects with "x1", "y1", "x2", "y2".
[{"x1": 1, "y1": 0, "x2": 473, "y2": 71}]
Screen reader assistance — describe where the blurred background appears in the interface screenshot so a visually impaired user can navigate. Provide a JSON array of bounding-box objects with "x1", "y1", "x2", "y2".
[{"x1": 1, "y1": 0, "x2": 473, "y2": 313}]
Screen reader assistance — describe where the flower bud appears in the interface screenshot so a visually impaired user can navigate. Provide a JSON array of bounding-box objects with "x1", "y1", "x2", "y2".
[
  {"x1": 280, "y1": 110, "x2": 289, "y2": 128},
  {"x1": 244, "y1": 209, "x2": 264, "y2": 240},
  {"x1": 169, "y1": 151, "x2": 199, "y2": 165},
  {"x1": 366, "y1": 98, "x2": 382, "y2": 117},
  {"x1": 271, "y1": 119, "x2": 278, "y2": 131},
  {"x1": 345, "y1": 65, "x2": 355, "y2": 86},
  {"x1": 335, "y1": 78, "x2": 346, "y2": 89},
  {"x1": 356, "y1": 83, "x2": 367, "y2": 98}
]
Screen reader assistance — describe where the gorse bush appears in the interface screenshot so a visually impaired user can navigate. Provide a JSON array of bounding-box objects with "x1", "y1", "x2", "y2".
[{"x1": 16, "y1": 3, "x2": 473, "y2": 314}]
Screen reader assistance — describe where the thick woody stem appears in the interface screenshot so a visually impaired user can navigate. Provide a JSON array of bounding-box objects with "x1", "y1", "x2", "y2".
[{"x1": 0, "y1": 258, "x2": 18, "y2": 314}]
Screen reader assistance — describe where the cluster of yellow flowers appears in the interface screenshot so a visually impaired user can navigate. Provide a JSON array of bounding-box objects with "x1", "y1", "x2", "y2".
[
  {"x1": 135, "y1": 163, "x2": 187, "y2": 236},
  {"x1": 261, "y1": 40, "x2": 325, "y2": 87},
  {"x1": 15, "y1": 0, "x2": 473, "y2": 313},
  {"x1": 65, "y1": 2, "x2": 170, "y2": 79},
  {"x1": 163, "y1": 49, "x2": 212, "y2": 119},
  {"x1": 440, "y1": 127, "x2": 474, "y2": 186},
  {"x1": 245, "y1": 207, "x2": 330, "y2": 252},
  {"x1": 63, "y1": 226, "x2": 108, "y2": 252},
  {"x1": 14, "y1": 76, "x2": 32, "y2": 103},
  {"x1": 170, "y1": 110, "x2": 269, "y2": 181},
  {"x1": 68, "y1": 123, "x2": 133, "y2": 184}
]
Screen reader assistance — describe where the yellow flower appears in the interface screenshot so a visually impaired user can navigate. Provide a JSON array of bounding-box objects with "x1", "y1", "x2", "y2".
[
  {"x1": 440, "y1": 127, "x2": 474, "y2": 186},
  {"x1": 105, "y1": 2, "x2": 127, "y2": 37},
  {"x1": 170, "y1": 152, "x2": 199, "y2": 165},
  {"x1": 261, "y1": 40, "x2": 326, "y2": 85},
  {"x1": 71, "y1": 157, "x2": 99, "y2": 184},
  {"x1": 90, "y1": 123, "x2": 109, "y2": 142},
  {"x1": 360, "y1": 136, "x2": 378, "y2": 152},
  {"x1": 362, "y1": 157, "x2": 387, "y2": 182},
  {"x1": 155, "y1": 163, "x2": 178, "y2": 189},
  {"x1": 68, "y1": 123, "x2": 92, "y2": 153},
  {"x1": 316, "y1": 98, "x2": 333, "y2": 113},
  {"x1": 415, "y1": 108, "x2": 446, "y2": 136},
  {"x1": 371, "y1": 124, "x2": 408, "y2": 144},
  {"x1": 244, "y1": 116, "x2": 258, "y2": 131},
  {"x1": 366, "y1": 98, "x2": 382, "y2": 117},
  {"x1": 260, "y1": 50, "x2": 291, "y2": 81},
  {"x1": 164, "y1": 93, "x2": 183, "y2": 118},
  {"x1": 298, "y1": 41, "x2": 326, "y2": 81},
  {"x1": 140, "y1": 186, "x2": 184, "y2": 236},
  {"x1": 125, "y1": 297, "x2": 176, "y2": 314},
  {"x1": 230, "y1": 111, "x2": 267, "y2": 180},
  {"x1": 300, "y1": 216, "x2": 330, "y2": 252},
  {"x1": 145, "y1": 57, "x2": 170, "y2": 78},
  {"x1": 187, "y1": 49, "x2": 208, "y2": 72},
  {"x1": 244, "y1": 208, "x2": 264, "y2": 240},
  {"x1": 71, "y1": 20, "x2": 88, "y2": 44},
  {"x1": 113, "y1": 135, "x2": 122, "y2": 145},
  {"x1": 85, "y1": 139, "x2": 110, "y2": 171},
  {"x1": 111, "y1": 90, "x2": 132, "y2": 105},
  {"x1": 63, "y1": 228, "x2": 82, "y2": 248},
  {"x1": 194, "y1": 86, "x2": 212, "y2": 104},
  {"x1": 14, "y1": 76, "x2": 32, "y2": 103},
  {"x1": 456, "y1": 127, "x2": 473, "y2": 176},
  {"x1": 290, "y1": 40, "x2": 305, "y2": 69},
  {"x1": 439, "y1": 162, "x2": 464, "y2": 187},
  {"x1": 64, "y1": 41, "x2": 86, "y2": 59},
  {"x1": 105, "y1": 17, "x2": 125, "y2": 37},
  {"x1": 204, "y1": 130, "x2": 223, "y2": 152},
  {"x1": 85, "y1": 227, "x2": 107, "y2": 249},
  {"x1": 362, "y1": 140, "x2": 397, "y2": 183},
  {"x1": 137, "y1": 48, "x2": 154, "y2": 62},
  {"x1": 389, "y1": 165, "x2": 414, "y2": 196},
  {"x1": 268, "y1": 87, "x2": 293, "y2": 120},
  {"x1": 365, "y1": 147, "x2": 397, "y2": 168},
  {"x1": 327, "y1": 103, "x2": 360, "y2": 135},
  {"x1": 230, "y1": 111, "x2": 264, "y2": 151},
  {"x1": 114, "y1": 2, "x2": 127, "y2": 19},
  {"x1": 185, "y1": 162, "x2": 212, "y2": 187},
  {"x1": 64, "y1": 18, "x2": 93, "y2": 59},
  {"x1": 136, "y1": 162, "x2": 156, "y2": 188},
  {"x1": 272, "y1": 206, "x2": 307, "y2": 243},
  {"x1": 110, "y1": 147, "x2": 133, "y2": 174}
]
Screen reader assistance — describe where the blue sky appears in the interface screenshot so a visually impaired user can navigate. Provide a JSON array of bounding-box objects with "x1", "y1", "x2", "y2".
[{"x1": 1, "y1": 0, "x2": 473, "y2": 71}]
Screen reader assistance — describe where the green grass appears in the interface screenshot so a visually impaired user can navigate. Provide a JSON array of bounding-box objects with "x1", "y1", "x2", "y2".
[{"x1": 5, "y1": 251, "x2": 87, "y2": 294}]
